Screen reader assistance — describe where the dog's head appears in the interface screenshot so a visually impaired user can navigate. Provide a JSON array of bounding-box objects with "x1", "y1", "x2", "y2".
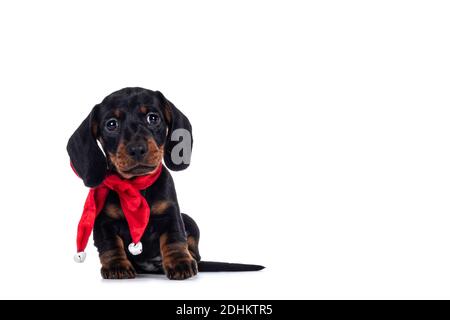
[{"x1": 67, "y1": 87, "x2": 192, "y2": 187}]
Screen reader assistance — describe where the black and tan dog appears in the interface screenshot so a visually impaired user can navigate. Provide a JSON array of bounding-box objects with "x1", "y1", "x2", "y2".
[{"x1": 67, "y1": 87, "x2": 263, "y2": 279}]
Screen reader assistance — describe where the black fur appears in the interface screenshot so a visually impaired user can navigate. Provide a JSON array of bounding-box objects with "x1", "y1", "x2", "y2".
[
  {"x1": 67, "y1": 104, "x2": 107, "y2": 187},
  {"x1": 67, "y1": 87, "x2": 264, "y2": 279}
]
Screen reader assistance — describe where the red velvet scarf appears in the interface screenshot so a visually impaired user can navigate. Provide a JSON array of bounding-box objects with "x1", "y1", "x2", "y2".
[{"x1": 73, "y1": 164, "x2": 163, "y2": 262}]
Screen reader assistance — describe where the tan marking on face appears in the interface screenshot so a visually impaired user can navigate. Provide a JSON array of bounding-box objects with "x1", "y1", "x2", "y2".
[
  {"x1": 108, "y1": 142, "x2": 136, "y2": 177},
  {"x1": 113, "y1": 109, "x2": 122, "y2": 118},
  {"x1": 145, "y1": 138, "x2": 164, "y2": 166},
  {"x1": 139, "y1": 105, "x2": 148, "y2": 114},
  {"x1": 104, "y1": 203, "x2": 124, "y2": 219},
  {"x1": 108, "y1": 139, "x2": 164, "y2": 179},
  {"x1": 151, "y1": 200, "x2": 171, "y2": 215}
]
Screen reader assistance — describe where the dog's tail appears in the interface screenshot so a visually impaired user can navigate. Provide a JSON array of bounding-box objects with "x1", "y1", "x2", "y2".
[
  {"x1": 137, "y1": 261, "x2": 265, "y2": 274},
  {"x1": 197, "y1": 261, "x2": 265, "y2": 272}
]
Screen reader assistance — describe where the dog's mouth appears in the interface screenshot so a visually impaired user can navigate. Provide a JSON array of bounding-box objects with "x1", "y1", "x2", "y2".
[{"x1": 121, "y1": 164, "x2": 157, "y2": 175}]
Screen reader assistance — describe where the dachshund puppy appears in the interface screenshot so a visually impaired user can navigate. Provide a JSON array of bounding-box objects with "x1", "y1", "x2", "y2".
[{"x1": 67, "y1": 87, "x2": 263, "y2": 280}]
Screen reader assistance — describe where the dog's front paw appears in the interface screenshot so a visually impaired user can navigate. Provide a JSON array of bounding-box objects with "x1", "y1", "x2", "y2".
[
  {"x1": 101, "y1": 260, "x2": 136, "y2": 280},
  {"x1": 163, "y1": 257, "x2": 198, "y2": 280}
]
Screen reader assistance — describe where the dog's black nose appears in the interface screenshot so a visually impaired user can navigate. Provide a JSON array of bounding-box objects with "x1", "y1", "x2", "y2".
[{"x1": 127, "y1": 142, "x2": 148, "y2": 161}]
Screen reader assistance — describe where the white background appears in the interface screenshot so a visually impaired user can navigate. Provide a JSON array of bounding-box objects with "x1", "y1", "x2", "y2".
[{"x1": 0, "y1": 0, "x2": 449, "y2": 299}]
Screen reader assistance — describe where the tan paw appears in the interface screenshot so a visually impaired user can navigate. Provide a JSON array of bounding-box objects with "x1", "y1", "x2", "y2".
[
  {"x1": 163, "y1": 257, "x2": 198, "y2": 280},
  {"x1": 101, "y1": 260, "x2": 136, "y2": 279}
]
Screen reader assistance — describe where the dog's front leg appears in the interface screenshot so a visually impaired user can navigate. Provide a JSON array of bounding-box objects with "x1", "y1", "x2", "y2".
[
  {"x1": 157, "y1": 206, "x2": 198, "y2": 280},
  {"x1": 160, "y1": 232, "x2": 198, "y2": 280},
  {"x1": 93, "y1": 215, "x2": 136, "y2": 279}
]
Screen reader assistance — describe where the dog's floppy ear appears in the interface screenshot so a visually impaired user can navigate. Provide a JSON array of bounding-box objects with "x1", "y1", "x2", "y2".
[
  {"x1": 157, "y1": 91, "x2": 193, "y2": 171},
  {"x1": 67, "y1": 104, "x2": 107, "y2": 187}
]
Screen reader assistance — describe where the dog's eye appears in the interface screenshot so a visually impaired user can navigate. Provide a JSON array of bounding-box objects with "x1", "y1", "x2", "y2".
[
  {"x1": 146, "y1": 112, "x2": 160, "y2": 126},
  {"x1": 105, "y1": 118, "x2": 119, "y2": 131}
]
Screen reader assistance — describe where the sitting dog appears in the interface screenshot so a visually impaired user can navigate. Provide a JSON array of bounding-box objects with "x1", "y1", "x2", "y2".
[{"x1": 67, "y1": 87, "x2": 263, "y2": 279}]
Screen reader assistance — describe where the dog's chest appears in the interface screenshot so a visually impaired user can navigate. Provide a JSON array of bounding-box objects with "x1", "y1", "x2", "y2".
[{"x1": 103, "y1": 195, "x2": 165, "y2": 220}]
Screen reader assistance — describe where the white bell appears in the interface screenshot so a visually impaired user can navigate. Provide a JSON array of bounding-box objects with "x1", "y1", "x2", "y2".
[
  {"x1": 128, "y1": 242, "x2": 143, "y2": 255},
  {"x1": 74, "y1": 252, "x2": 86, "y2": 263}
]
